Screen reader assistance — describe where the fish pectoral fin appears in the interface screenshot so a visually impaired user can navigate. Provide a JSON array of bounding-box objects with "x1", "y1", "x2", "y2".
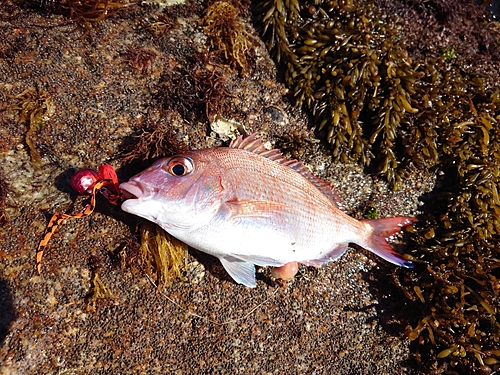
[
  {"x1": 301, "y1": 243, "x2": 348, "y2": 267},
  {"x1": 219, "y1": 256, "x2": 257, "y2": 288},
  {"x1": 225, "y1": 198, "x2": 286, "y2": 218}
]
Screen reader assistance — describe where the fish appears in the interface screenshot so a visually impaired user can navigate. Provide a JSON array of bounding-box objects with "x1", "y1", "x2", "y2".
[{"x1": 119, "y1": 134, "x2": 417, "y2": 287}]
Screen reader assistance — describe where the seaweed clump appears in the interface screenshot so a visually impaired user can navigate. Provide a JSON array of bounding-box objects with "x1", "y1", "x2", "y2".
[
  {"x1": 7, "y1": 85, "x2": 54, "y2": 163},
  {"x1": 254, "y1": 0, "x2": 500, "y2": 373},
  {"x1": 86, "y1": 273, "x2": 115, "y2": 312},
  {"x1": 394, "y1": 64, "x2": 500, "y2": 374},
  {"x1": 158, "y1": 55, "x2": 232, "y2": 122},
  {"x1": 202, "y1": 0, "x2": 257, "y2": 74},
  {"x1": 122, "y1": 47, "x2": 157, "y2": 75},
  {"x1": 138, "y1": 222, "x2": 188, "y2": 289},
  {"x1": 254, "y1": 0, "x2": 420, "y2": 186}
]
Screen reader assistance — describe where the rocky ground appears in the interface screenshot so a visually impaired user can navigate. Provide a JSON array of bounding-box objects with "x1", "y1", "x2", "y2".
[{"x1": 0, "y1": 0, "x2": 498, "y2": 374}]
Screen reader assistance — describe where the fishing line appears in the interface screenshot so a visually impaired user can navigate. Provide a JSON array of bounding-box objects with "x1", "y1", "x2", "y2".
[{"x1": 145, "y1": 273, "x2": 279, "y2": 326}]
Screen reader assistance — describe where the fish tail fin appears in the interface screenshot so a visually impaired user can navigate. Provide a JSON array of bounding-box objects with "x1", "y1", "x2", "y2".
[{"x1": 360, "y1": 217, "x2": 417, "y2": 268}]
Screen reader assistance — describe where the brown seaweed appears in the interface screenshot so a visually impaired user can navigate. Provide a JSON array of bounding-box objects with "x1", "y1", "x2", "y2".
[
  {"x1": 202, "y1": 0, "x2": 257, "y2": 74},
  {"x1": 253, "y1": 0, "x2": 500, "y2": 372}
]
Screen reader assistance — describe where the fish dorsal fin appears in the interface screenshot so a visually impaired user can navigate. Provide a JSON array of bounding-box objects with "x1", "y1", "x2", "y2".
[{"x1": 229, "y1": 134, "x2": 344, "y2": 210}]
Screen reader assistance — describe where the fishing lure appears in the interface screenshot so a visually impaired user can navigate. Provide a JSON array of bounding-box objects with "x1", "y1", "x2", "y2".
[{"x1": 36, "y1": 164, "x2": 122, "y2": 273}]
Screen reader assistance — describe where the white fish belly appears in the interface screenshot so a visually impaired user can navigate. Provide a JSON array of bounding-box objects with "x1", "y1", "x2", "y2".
[{"x1": 164, "y1": 210, "x2": 356, "y2": 266}]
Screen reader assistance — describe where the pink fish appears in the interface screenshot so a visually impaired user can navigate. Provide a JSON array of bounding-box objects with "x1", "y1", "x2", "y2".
[{"x1": 120, "y1": 134, "x2": 416, "y2": 287}]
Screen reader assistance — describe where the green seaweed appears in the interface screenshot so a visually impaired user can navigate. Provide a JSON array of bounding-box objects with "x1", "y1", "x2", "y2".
[
  {"x1": 363, "y1": 204, "x2": 378, "y2": 219},
  {"x1": 441, "y1": 47, "x2": 457, "y2": 62}
]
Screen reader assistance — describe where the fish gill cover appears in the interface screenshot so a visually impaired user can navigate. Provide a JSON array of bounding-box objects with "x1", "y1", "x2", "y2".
[{"x1": 253, "y1": 0, "x2": 500, "y2": 373}]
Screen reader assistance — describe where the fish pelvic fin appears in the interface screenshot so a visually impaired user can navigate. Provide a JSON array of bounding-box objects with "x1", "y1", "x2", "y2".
[
  {"x1": 219, "y1": 256, "x2": 257, "y2": 287},
  {"x1": 360, "y1": 217, "x2": 417, "y2": 268}
]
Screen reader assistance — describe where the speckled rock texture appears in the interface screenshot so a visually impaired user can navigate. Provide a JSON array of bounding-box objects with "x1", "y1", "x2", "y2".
[{"x1": 0, "y1": 0, "x2": 496, "y2": 374}]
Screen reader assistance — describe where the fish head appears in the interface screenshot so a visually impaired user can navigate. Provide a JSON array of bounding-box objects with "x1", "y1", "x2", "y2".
[{"x1": 120, "y1": 151, "x2": 224, "y2": 230}]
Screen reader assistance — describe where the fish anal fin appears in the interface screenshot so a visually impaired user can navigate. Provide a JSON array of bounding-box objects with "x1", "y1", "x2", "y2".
[
  {"x1": 271, "y1": 262, "x2": 299, "y2": 280},
  {"x1": 219, "y1": 256, "x2": 257, "y2": 287},
  {"x1": 301, "y1": 243, "x2": 348, "y2": 267},
  {"x1": 229, "y1": 134, "x2": 344, "y2": 210}
]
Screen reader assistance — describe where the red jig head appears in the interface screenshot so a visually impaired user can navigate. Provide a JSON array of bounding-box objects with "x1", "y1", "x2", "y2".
[
  {"x1": 36, "y1": 164, "x2": 123, "y2": 274},
  {"x1": 70, "y1": 169, "x2": 100, "y2": 194}
]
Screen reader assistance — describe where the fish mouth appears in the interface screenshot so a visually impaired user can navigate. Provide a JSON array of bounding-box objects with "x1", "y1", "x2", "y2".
[{"x1": 119, "y1": 181, "x2": 150, "y2": 201}]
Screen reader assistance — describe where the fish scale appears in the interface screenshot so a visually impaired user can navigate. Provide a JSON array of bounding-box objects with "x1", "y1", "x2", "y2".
[
  {"x1": 120, "y1": 134, "x2": 416, "y2": 287},
  {"x1": 191, "y1": 148, "x2": 346, "y2": 255}
]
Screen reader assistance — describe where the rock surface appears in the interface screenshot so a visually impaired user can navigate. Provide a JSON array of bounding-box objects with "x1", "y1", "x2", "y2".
[{"x1": 0, "y1": 0, "x2": 497, "y2": 373}]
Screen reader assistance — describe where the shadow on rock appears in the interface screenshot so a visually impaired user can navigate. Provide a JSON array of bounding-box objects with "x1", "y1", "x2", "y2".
[
  {"x1": 358, "y1": 264, "x2": 420, "y2": 369},
  {"x1": 0, "y1": 279, "x2": 15, "y2": 346},
  {"x1": 54, "y1": 168, "x2": 80, "y2": 196}
]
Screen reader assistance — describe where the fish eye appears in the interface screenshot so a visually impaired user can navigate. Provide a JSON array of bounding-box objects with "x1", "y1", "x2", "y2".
[
  {"x1": 165, "y1": 157, "x2": 194, "y2": 176},
  {"x1": 172, "y1": 164, "x2": 185, "y2": 176}
]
